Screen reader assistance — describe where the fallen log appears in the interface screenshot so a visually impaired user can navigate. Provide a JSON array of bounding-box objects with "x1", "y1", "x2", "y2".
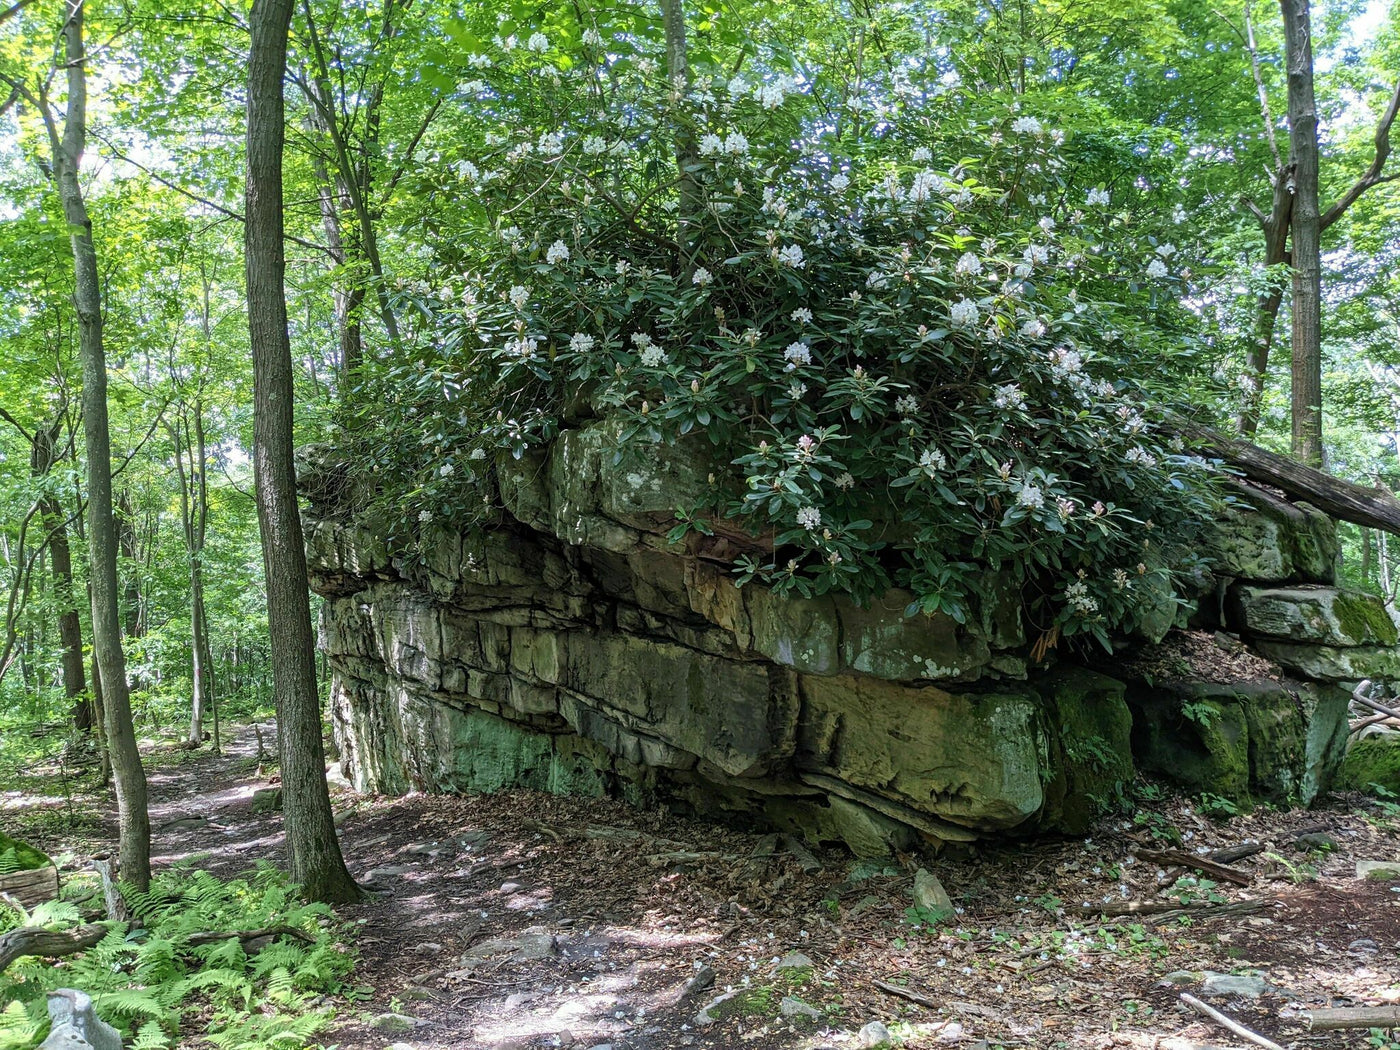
[
  {"x1": 1307, "y1": 1005, "x2": 1400, "y2": 1030},
  {"x1": 0, "y1": 865, "x2": 59, "y2": 910},
  {"x1": 0, "y1": 923, "x2": 106, "y2": 972},
  {"x1": 1350, "y1": 681, "x2": 1400, "y2": 722},
  {"x1": 1137, "y1": 848, "x2": 1254, "y2": 886},
  {"x1": 1191, "y1": 428, "x2": 1400, "y2": 535},
  {"x1": 185, "y1": 925, "x2": 315, "y2": 948}
]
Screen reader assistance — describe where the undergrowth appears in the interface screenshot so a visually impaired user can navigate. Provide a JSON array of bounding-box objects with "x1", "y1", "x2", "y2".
[{"x1": 0, "y1": 864, "x2": 356, "y2": 1049}]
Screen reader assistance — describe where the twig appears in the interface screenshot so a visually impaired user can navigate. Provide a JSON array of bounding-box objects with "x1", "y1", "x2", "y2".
[
  {"x1": 872, "y1": 978, "x2": 939, "y2": 1009},
  {"x1": 1180, "y1": 992, "x2": 1285, "y2": 1050},
  {"x1": 1350, "y1": 680, "x2": 1400, "y2": 721}
]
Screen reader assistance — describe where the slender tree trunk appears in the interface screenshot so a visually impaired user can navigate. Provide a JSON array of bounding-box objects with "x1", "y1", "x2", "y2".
[
  {"x1": 303, "y1": 98, "x2": 363, "y2": 378},
  {"x1": 1237, "y1": 177, "x2": 1292, "y2": 437},
  {"x1": 246, "y1": 0, "x2": 360, "y2": 903},
  {"x1": 1281, "y1": 0, "x2": 1324, "y2": 467},
  {"x1": 298, "y1": 7, "x2": 400, "y2": 348},
  {"x1": 660, "y1": 0, "x2": 701, "y2": 279},
  {"x1": 116, "y1": 491, "x2": 143, "y2": 640},
  {"x1": 30, "y1": 417, "x2": 90, "y2": 729},
  {"x1": 53, "y1": 0, "x2": 149, "y2": 892}
]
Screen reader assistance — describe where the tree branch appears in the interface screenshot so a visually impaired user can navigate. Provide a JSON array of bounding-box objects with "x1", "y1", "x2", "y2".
[
  {"x1": 1321, "y1": 78, "x2": 1400, "y2": 231},
  {"x1": 89, "y1": 130, "x2": 334, "y2": 256}
]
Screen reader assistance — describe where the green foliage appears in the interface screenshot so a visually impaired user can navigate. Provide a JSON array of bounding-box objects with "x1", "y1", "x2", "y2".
[
  {"x1": 337, "y1": 11, "x2": 1228, "y2": 648},
  {"x1": 0, "y1": 865, "x2": 355, "y2": 1050},
  {"x1": 1164, "y1": 876, "x2": 1226, "y2": 906},
  {"x1": 1195, "y1": 792, "x2": 1241, "y2": 820}
]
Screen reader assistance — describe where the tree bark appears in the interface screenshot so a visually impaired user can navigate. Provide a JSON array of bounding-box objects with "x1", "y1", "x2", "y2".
[
  {"x1": 1190, "y1": 426, "x2": 1400, "y2": 534},
  {"x1": 29, "y1": 416, "x2": 90, "y2": 730},
  {"x1": 246, "y1": 0, "x2": 360, "y2": 903},
  {"x1": 52, "y1": 0, "x2": 149, "y2": 891},
  {"x1": 1281, "y1": 0, "x2": 1324, "y2": 467}
]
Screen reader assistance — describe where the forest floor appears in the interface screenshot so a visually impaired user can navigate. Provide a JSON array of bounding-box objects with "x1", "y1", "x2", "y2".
[{"x1": 7, "y1": 724, "x2": 1400, "y2": 1050}]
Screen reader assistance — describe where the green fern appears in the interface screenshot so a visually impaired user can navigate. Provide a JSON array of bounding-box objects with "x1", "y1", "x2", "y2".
[{"x1": 0, "y1": 864, "x2": 356, "y2": 1050}]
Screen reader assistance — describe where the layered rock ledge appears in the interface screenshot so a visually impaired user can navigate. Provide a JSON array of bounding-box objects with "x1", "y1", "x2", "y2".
[{"x1": 304, "y1": 425, "x2": 1396, "y2": 854}]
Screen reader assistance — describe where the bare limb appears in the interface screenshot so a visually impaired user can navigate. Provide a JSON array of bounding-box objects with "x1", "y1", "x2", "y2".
[
  {"x1": 1180, "y1": 992, "x2": 1285, "y2": 1050},
  {"x1": 1321, "y1": 79, "x2": 1400, "y2": 230},
  {"x1": 1244, "y1": 0, "x2": 1282, "y2": 170}
]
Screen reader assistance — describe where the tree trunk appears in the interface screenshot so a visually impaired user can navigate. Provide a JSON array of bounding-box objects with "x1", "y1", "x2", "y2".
[
  {"x1": 246, "y1": 0, "x2": 360, "y2": 904},
  {"x1": 1281, "y1": 0, "x2": 1324, "y2": 467},
  {"x1": 30, "y1": 416, "x2": 90, "y2": 730},
  {"x1": 116, "y1": 491, "x2": 143, "y2": 640},
  {"x1": 56, "y1": 0, "x2": 149, "y2": 892},
  {"x1": 660, "y1": 0, "x2": 701, "y2": 278},
  {"x1": 1237, "y1": 175, "x2": 1292, "y2": 437}
]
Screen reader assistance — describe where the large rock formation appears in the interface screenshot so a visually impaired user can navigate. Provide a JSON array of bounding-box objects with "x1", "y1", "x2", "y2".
[{"x1": 304, "y1": 425, "x2": 1395, "y2": 854}]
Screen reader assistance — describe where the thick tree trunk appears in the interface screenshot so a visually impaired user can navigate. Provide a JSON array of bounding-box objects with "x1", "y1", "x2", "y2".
[
  {"x1": 246, "y1": 0, "x2": 360, "y2": 903},
  {"x1": 56, "y1": 0, "x2": 149, "y2": 891},
  {"x1": 1281, "y1": 0, "x2": 1324, "y2": 467}
]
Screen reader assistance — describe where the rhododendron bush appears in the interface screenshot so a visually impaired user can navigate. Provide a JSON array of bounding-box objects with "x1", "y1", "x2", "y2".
[{"x1": 338, "y1": 15, "x2": 1226, "y2": 651}]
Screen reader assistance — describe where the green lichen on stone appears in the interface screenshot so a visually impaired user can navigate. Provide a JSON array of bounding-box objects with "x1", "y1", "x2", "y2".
[
  {"x1": 1336, "y1": 734, "x2": 1400, "y2": 795},
  {"x1": 0, "y1": 832, "x2": 49, "y2": 872},
  {"x1": 1331, "y1": 592, "x2": 1398, "y2": 647},
  {"x1": 1039, "y1": 668, "x2": 1134, "y2": 833},
  {"x1": 1128, "y1": 684, "x2": 1250, "y2": 800},
  {"x1": 445, "y1": 705, "x2": 609, "y2": 797}
]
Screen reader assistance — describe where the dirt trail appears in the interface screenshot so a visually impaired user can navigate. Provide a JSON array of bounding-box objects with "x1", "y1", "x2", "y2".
[{"x1": 127, "y1": 727, "x2": 1400, "y2": 1049}]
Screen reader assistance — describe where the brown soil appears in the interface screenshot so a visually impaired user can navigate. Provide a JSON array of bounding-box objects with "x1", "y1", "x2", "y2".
[{"x1": 16, "y1": 725, "x2": 1400, "y2": 1049}]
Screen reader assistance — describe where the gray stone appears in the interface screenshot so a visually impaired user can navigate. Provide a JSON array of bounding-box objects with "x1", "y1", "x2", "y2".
[
  {"x1": 1232, "y1": 585, "x2": 1397, "y2": 647},
  {"x1": 780, "y1": 996, "x2": 822, "y2": 1021},
  {"x1": 368, "y1": 1013, "x2": 421, "y2": 1033},
  {"x1": 1357, "y1": 860, "x2": 1400, "y2": 880},
  {"x1": 1157, "y1": 970, "x2": 1198, "y2": 988},
  {"x1": 1253, "y1": 640, "x2": 1400, "y2": 682},
  {"x1": 837, "y1": 590, "x2": 990, "y2": 682},
  {"x1": 694, "y1": 990, "x2": 742, "y2": 1026},
  {"x1": 1203, "y1": 485, "x2": 1337, "y2": 583},
  {"x1": 857, "y1": 1020, "x2": 893, "y2": 1047},
  {"x1": 775, "y1": 952, "x2": 814, "y2": 971},
  {"x1": 910, "y1": 870, "x2": 954, "y2": 920},
  {"x1": 1199, "y1": 973, "x2": 1269, "y2": 999},
  {"x1": 305, "y1": 424, "x2": 1361, "y2": 855},
  {"x1": 250, "y1": 787, "x2": 283, "y2": 814},
  {"x1": 798, "y1": 675, "x2": 1047, "y2": 830},
  {"x1": 363, "y1": 864, "x2": 416, "y2": 881},
  {"x1": 39, "y1": 990, "x2": 121, "y2": 1050},
  {"x1": 459, "y1": 931, "x2": 557, "y2": 965}
]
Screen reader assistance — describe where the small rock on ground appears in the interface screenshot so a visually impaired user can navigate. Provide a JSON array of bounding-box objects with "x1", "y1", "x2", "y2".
[
  {"x1": 1357, "y1": 859, "x2": 1400, "y2": 879},
  {"x1": 1199, "y1": 973, "x2": 1268, "y2": 999},
  {"x1": 368, "y1": 1012, "x2": 420, "y2": 1033},
  {"x1": 779, "y1": 995, "x2": 822, "y2": 1020},
  {"x1": 775, "y1": 951, "x2": 814, "y2": 971},
  {"x1": 858, "y1": 1019, "x2": 893, "y2": 1047},
  {"x1": 911, "y1": 868, "x2": 954, "y2": 918}
]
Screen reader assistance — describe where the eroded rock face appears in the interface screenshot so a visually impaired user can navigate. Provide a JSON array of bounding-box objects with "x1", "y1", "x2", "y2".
[{"x1": 304, "y1": 426, "x2": 1364, "y2": 853}]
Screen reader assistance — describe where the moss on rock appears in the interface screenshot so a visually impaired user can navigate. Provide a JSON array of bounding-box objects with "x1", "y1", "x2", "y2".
[
  {"x1": 1337, "y1": 734, "x2": 1400, "y2": 795},
  {"x1": 1040, "y1": 668, "x2": 1135, "y2": 833},
  {"x1": 0, "y1": 832, "x2": 50, "y2": 872}
]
